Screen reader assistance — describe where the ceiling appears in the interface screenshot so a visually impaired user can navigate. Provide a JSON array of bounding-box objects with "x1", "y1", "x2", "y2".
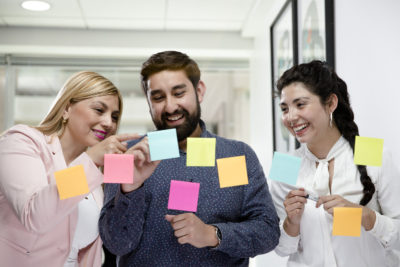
[
  {"x1": 0, "y1": 0, "x2": 278, "y2": 138},
  {"x1": 0, "y1": 0, "x2": 259, "y2": 32},
  {"x1": 0, "y1": 0, "x2": 279, "y2": 60}
]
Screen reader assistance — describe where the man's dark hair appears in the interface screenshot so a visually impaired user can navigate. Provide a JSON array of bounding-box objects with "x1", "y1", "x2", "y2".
[{"x1": 140, "y1": 51, "x2": 201, "y2": 94}]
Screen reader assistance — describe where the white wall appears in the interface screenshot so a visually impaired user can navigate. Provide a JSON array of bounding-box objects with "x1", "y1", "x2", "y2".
[
  {"x1": 249, "y1": 0, "x2": 288, "y2": 266},
  {"x1": 0, "y1": 67, "x2": 6, "y2": 131},
  {"x1": 335, "y1": 0, "x2": 400, "y2": 163},
  {"x1": 249, "y1": 0, "x2": 400, "y2": 190}
]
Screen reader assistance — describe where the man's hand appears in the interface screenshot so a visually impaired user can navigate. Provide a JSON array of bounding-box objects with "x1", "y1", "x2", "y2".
[
  {"x1": 121, "y1": 137, "x2": 160, "y2": 193},
  {"x1": 165, "y1": 213, "x2": 219, "y2": 248}
]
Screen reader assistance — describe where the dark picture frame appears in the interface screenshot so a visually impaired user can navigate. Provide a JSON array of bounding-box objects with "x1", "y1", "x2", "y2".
[
  {"x1": 270, "y1": 0, "x2": 298, "y2": 153},
  {"x1": 270, "y1": 0, "x2": 335, "y2": 153},
  {"x1": 297, "y1": 0, "x2": 335, "y2": 67}
]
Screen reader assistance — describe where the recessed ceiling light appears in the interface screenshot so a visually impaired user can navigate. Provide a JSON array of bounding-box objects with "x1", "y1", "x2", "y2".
[{"x1": 21, "y1": 1, "x2": 51, "y2": 11}]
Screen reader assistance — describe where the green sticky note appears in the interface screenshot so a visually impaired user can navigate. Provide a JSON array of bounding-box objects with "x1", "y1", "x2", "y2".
[
  {"x1": 186, "y1": 138, "x2": 216, "y2": 166},
  {"x1": 354, "y1": 136, "x2": 384, "y2": 166}
]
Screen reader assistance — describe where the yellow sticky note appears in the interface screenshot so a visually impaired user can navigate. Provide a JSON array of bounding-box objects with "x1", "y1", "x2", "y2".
[
  {"x1": 187, "y1": 138, "x2": 216, "y2": 166},
  {"x1": 54, "y1": 165, "x2": 89, "y2": 200},
  {"x1": 332, "y1": 207, "x2": 362, "y2": 237},
  {"x1": 354, "y1": 136, "x2": 384, "y2": 166},
  {"x1": 217, "y1": 155, "x2": 248, "y2": 188}
]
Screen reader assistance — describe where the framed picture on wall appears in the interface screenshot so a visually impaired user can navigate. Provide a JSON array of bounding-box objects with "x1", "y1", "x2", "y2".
[
  {"x1": 270, "y1": 0, "x2": 298, "y2": 153},
  {"x1": 297, "y1": 0, "x2": 335, "y2": 67}
]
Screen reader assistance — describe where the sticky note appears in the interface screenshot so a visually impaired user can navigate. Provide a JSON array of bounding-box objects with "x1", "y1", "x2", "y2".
[
  {"x1": 216, "y1": 155, "x2": 248, "y2": 188},
  {"x1": 103, "y1": 154, "x2": 134, "y2": 184},
  {"x1": 168, "y1": 180, "x2": 200, "y2": 212},
  {"x1": 269, "y1": 152, "x2": 302, "y2": 186},
  {"x1": 54, "y1": 165, "x2": 89, "y2": 200},
  {"x1": 186, "y1": 138, "x2": 216, "y2": 166},
  {"x1": 354, "y1": 136, "x2": 384, "y2": 166},
  {"x1": 148, "y1": 129, "x2": 180, "y2": 161},
  {"x1": 332, "y1": 207, "x2": 362, "y2": 237}
]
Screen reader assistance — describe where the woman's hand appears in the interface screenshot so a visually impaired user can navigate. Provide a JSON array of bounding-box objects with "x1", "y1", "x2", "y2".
[
  {"x1": 87, "y1": 133, "x2": 141, "y2": 166},
  {"x1": 283, "y1": 188, "x2": 307, "y2": 236},
  {"x1": 121, "y1": 137, "x2": 160, "y2": 193},
  {"x1": 316, "y1": 195, "x2": 357, "y2": 214},
  {"x1": 317, "y1": 195, "x2": 376, "y2": 231}
]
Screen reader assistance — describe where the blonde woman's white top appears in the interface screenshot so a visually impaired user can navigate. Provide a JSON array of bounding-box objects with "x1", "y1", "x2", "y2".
[
  {"x1": 270, "y1": 136, "x2": 400, "y2": 267},
  {"x1": 64, "y1": 193, "x2": 100, "y2": 267}
]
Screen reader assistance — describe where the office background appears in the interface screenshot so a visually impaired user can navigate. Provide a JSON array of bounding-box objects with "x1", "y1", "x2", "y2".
[{"x1": 1, "y1": 0, "x2": 399, "y2": 265}]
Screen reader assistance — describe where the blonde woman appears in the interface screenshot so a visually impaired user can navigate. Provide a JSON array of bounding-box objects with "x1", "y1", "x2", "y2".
[{"x1": 0, "y1": 71, "x2": 157, "y2": 266}]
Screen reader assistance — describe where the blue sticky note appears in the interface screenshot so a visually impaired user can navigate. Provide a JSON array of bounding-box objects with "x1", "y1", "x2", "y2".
[
  {"x1": 148, "y1": 129, "x2": 180, "y2": 161},
  {"x1": 269, "y1": 152, "x2": 302, "y2": 186}
]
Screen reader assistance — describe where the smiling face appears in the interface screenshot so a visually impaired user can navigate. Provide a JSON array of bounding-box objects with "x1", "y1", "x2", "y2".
[
  {"x1": 280, "y1": 82, "x2": 333, "y2": 146},
  {"x1": 62, "y1": 95, "x2": 120, "y2": 149},
  {"x1": 146, "y1": 70, "x2": 205, "y2": 141}
]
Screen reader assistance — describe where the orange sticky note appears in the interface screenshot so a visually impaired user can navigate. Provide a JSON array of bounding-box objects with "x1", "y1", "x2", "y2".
[
  {"x1": 332, "y1": 207, "x2": 362, "y2": 237},
  {"x1": 216, "y1": 155, "x2": 248, "y2": 188},
  {"x1": 54, "y1": 165, "x2": 90, "y2": 200}
]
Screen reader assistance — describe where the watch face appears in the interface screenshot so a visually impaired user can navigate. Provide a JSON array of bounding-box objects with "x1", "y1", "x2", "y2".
[{"x1": 217, "y1": 228, "x2": 222, "y2": 240}]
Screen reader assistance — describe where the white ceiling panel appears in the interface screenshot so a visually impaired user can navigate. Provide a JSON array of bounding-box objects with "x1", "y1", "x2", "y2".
[
  {"x1": 87, "y1": 18, "x2": 164, "y2": 30},
  {"x1": 0, "y1": 0, "x2": 82, "y2": 17},
  {"x1": 80, "y1": 0, "x2": 166, "y2": 19},
  {"x1": 0, "y1": 0, "x2": 267, "y2": 33},
  {"x1": 3, "y1": 17, "x2": 85, "y2": 28},
  {"x1": 166, "y1": 0, "x2": 255, "y2": 21},
  {"x1": 166, "y1": 19, "x2": 242, "y2": 31}
]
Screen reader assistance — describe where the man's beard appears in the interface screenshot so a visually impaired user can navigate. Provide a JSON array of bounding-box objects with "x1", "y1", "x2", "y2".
[{"x1": 152, "y1": 100, "x2": 201, "y2": 142}]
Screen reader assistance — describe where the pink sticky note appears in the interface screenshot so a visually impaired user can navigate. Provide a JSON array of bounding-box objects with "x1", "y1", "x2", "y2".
[
  {"x1": 103, "y1": 154, "x2": 134, "y2": 184},
  {"x1": 168, "y1": 180, "x2": 200, "y2": 212}
]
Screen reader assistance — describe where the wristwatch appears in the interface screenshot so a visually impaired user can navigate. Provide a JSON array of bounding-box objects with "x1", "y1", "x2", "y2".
[{"x1": 214, "y1": 226, "x2": 222, "y2": 246}]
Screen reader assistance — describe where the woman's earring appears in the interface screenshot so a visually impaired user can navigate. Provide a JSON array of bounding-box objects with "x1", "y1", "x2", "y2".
[
  {"x1": 329, "y1": 112, "x2": 333, "y2": 128},
  {"x1": 62, "y1": 118, "x2": 68, "y2": 124}
]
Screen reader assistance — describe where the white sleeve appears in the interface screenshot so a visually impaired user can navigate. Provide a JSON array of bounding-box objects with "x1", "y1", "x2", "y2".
[
  {"x1": 367, "y1": 150, "x2": 400, "y2": 250},
  {"x1": 274, "y1": 220, "x2": 301, "y2": 256},
  {"x1": 269, "y1": 180, "x2": 301, "y2": 256}
]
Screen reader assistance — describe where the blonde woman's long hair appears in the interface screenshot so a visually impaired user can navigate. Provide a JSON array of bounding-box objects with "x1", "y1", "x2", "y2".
[{"x1": 36, "y1": 71, "x2": 123, "y2": 136}]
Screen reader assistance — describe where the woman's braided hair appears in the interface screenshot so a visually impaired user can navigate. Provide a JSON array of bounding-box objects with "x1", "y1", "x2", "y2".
[{"x1": 276, "y1": 60, "x2": 375, "y2": 205}]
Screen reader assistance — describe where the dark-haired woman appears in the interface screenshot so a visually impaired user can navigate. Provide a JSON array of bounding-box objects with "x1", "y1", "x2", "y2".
[{"x1": 270, "y1": 60, "x2": 400, "y2": 266}]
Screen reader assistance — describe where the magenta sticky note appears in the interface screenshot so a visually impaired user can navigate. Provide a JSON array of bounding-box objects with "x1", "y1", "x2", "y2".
[
  {"x1": 168, "y1": 180, "x2": 200, "y2": 212},
  {"x1": 103, "y1": 154, "x2": 134, "y2": 184}
]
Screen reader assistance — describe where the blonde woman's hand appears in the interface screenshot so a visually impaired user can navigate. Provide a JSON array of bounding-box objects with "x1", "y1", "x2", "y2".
[
  {"x1": 121, "y1": 137, "x2": 160, "y2": 193},
  {"x1": 283, "y1": 188, "x2": 307, "y2": 237},
  {"x1": 87, "y1": 133, "x2": 141, "y2": 166}
]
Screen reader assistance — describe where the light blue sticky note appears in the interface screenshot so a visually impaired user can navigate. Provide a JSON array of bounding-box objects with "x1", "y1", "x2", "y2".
[
  {"x1": 269, "y1": 152, "x2": 302, "y2": 186},
  {"x1": 148, "y1": 129, "x2": 180, "y2": 161}
]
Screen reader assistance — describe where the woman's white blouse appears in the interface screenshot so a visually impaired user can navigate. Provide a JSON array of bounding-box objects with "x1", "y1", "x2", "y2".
[
  {"x1": 64, "y1": 193, "x2": 100, "y2": 267},
  {"x1": 270, "y1": 137, "x2": 400, "y2": 267}
]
